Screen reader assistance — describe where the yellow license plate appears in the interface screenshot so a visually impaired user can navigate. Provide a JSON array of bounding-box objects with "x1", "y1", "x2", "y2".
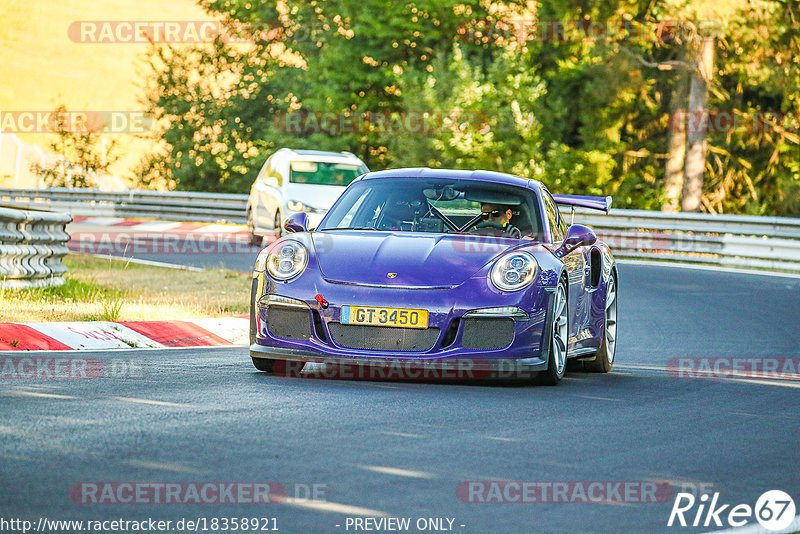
[{"x1": 341, "y1": 306, "x2": 429, "y2": 329}]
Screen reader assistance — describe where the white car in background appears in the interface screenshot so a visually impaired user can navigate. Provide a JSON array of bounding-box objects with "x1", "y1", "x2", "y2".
[{"x1": 246, "y1": 148, "x2": 369, "y2": 246}]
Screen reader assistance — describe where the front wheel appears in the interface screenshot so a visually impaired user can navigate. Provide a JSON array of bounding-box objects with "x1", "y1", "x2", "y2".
[
  {"x1": 247, "y1": 210, "x2": 263, "y2": 247},
  {"x1": 585, "y1": 273, "x2": 617, "y2": 373},
  {"x1": 251, "y1": 357, "x2": 275, "y2": 374},
  {"x1": 536, "y1": 280, "x2": 568, "y2": 385}
]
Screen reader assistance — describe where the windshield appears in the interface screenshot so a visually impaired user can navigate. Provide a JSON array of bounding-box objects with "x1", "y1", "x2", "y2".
[
  {"x1": 289, "y1": 161, "x2": 366, "y2": 186},
  {"x1": 318, "y1": 178, "x2": 544, "y2": 240}
]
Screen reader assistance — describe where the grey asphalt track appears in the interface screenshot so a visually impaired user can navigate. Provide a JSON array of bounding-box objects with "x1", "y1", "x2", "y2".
[{"x1": 1, "y1": 262, "x2": 799, "y2": 533}]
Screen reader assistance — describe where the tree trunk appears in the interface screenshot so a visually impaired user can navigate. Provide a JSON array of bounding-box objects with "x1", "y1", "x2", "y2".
[
  {"x1": 662, "y1": 71, "x2": 689, "y2": 212},
  {"x1": 681, "y1": 37, "x2": 715, "y2": 212}
]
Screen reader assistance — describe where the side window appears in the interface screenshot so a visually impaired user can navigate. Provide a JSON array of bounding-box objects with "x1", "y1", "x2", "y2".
[{"x1": 542, "y1": 191, "x2": 564, "y2": 242}]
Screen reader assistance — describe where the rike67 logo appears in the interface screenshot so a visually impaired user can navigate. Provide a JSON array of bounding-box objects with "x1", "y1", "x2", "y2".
[{"x1": 668, "y1": 490, "x2": 795, "y2": 531}]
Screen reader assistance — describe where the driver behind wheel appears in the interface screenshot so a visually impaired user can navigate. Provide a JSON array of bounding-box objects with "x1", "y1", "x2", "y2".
[{"x1": 472, "y1": 203, "x2": 522, "y2": 238}]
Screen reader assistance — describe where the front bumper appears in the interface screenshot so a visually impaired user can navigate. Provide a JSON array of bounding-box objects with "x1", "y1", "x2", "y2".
[
  {"x1": 250, "y1": 343, "x2": 549, "y2": 378},
  {"x1": 249, "y1": 272, "x2": 555, "y2": 370}
]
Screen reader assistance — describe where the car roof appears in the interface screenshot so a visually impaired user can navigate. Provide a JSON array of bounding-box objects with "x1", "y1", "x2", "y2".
[
  {"x1": 360, "y1": 167, "x2": 540, "y2": 189},
  {"x1": 277, "y1": 148, "x2": 362, "y2": 162}
]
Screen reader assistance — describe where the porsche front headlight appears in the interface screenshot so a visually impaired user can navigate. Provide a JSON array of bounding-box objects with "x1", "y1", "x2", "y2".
[
  {"x1": 266, "y1": 241, "x2": 308, "y2": 281},
  {"x1": 490, "y1": 252, "x2": 538, "y2": 291}
]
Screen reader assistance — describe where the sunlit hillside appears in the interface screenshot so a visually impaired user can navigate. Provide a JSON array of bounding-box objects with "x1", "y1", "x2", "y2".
[{"x1": 0, "y1": 0, "x2": 216, "y2": 188}]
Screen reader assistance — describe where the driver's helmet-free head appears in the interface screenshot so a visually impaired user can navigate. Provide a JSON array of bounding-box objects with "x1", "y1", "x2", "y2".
[
  {"x1": 474, "y1": 203, "x2": 522, "y2": 238},
  {"x1": 480, "y1": 203, "x2": 512, "y2": 221}
]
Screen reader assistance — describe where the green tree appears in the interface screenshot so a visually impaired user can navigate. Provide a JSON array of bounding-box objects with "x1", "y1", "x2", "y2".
[
  {"x1": 33, "y1": 104, "x2": 118, "y2": 188},
  {"x1": 138, "y1": 0, "x2": 800, "y2": 216}
]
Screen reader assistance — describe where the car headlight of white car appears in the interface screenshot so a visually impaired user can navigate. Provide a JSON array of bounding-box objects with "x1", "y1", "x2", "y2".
[
  {"x1": 287, "y1": 200, "x2": 305, "y2": 212},
  {"x1": 287, "y1": 200, "x2": 327, "y2": 214},
  {"x1": 490, "y1": 252, "x2": 538, "y2": 291},
  {"x1": 266, "y1": 241, "x2": 308, "y2": 280}
]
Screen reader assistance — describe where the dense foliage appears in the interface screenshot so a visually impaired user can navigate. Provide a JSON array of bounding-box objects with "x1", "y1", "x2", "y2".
[{"x1": 138, "y1": 0, "x2": 799, "y2": 215}]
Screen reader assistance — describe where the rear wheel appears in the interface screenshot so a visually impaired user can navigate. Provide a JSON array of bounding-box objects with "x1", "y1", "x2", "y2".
[
  {"x1": 536, "y1": 280, "x2": 568, "y2": 385},
  {"x1": 585, "y1": 273, "x2": 617, "y2": 373},
  {"x1": 247, "y1": 210, "x2": 263, "y2": 247},
  {"x1": 251, "y1": 357, "x2": 275, "y2": 374}
]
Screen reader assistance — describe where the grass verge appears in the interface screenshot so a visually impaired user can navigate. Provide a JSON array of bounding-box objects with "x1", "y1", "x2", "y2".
[{"x1": 0, "y1": 255, "x2": 250, "y2": 322}]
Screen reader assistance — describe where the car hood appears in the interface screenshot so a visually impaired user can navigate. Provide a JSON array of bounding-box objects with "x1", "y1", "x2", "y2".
[
  {"x1": 310, "y1": 231, "x2": 522, "y2": 288},
  {"x1": 284, "y1": 183, "x2": 346, "y2": 211}
]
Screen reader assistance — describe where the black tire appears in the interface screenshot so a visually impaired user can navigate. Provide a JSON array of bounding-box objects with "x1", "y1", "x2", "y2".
[
  {"x1": 536, "y1": 278, "x2": 568, "y2": 386},
  {"x1": 274, "y1": 211, "x2": 283, "y2": 238},
  {"x1": 247, "y1": 210, "x2": 263, "y2": 247},
  {"x1": 584, "y1": 272, "x2": 617, "y2": 373},
  {"x1": 251, "y1": 357, "x2": 275, "y2": 374}
]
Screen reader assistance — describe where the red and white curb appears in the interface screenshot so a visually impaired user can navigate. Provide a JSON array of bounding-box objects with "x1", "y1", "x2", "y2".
[
  {"x1": 0, "y1": 318, "x2": 249, "y2": 351},
  {"x1": 69, "y1": 217, "x2": 248, "y2": 236},
  {"x1": 66, "y1": 217, "x2": 266, "y2": 268}
]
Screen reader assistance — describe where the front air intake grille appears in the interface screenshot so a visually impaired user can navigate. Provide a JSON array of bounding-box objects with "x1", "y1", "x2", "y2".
[
  {"x1": 267, "y1": 307, "x2": 312, "y2": 340},
  {"x1": 328, "y1": 323, "x2": 440, "y2": 352},
  {"x1": 461, "y1": 318, "x2": 515, "y2": 350}
]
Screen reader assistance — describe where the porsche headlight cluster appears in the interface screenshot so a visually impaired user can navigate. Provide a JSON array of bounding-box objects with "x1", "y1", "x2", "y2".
[
  {"x1": 266, "y1": 241, "x2": 308, "y2": 281},
  {"x1": 490, "y1": 252, "x2": 537, "y2": 291}
]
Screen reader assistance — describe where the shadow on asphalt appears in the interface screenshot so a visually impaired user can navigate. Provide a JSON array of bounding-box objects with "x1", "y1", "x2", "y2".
[{"x1": 244, "y1": 367, "x2": 647, "y2": 389}]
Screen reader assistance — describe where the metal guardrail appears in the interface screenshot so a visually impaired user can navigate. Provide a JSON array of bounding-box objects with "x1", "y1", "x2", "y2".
[
  {"x1": 0, "y1": 206, "x2": 72, "y2": 288},
  {"x1": 0, "y1": 187, "x2": 249, "y2": 224},
  {"x1": 0, "y1": 187, "x2": 798, "y2": 273},
  {"x1": 563, "y1": 208, "x2": 800, "y2": 272}
]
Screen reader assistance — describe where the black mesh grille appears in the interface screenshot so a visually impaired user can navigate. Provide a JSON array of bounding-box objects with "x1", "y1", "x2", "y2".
[
  {"x1": 328, "y1": 323, "x2": 440, "y2": 352},
  {"x1": 461, "y1": 318, "x2": 515, "y2": 350},
  {"x1": 267, "y1": 307, "x2": 312, "y2": 340}
]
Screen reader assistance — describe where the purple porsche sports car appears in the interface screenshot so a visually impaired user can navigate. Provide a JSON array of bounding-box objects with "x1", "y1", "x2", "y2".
[{"x1": 249, "y1": 168, "x2": 617, "y2": 384}]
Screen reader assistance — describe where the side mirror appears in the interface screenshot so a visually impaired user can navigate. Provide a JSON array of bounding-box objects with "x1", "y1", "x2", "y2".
[
  {"x1": 284, "y1": 212, "x2": 308, "y2": 233},
  {"x1": 555, "y1": 224, "x2": 596, "y2": 257}
]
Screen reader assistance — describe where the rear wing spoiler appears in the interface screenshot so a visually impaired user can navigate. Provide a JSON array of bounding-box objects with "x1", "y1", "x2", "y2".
[{"x1": 551, "y1": 194, "x2": 612, "y2": 214}]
